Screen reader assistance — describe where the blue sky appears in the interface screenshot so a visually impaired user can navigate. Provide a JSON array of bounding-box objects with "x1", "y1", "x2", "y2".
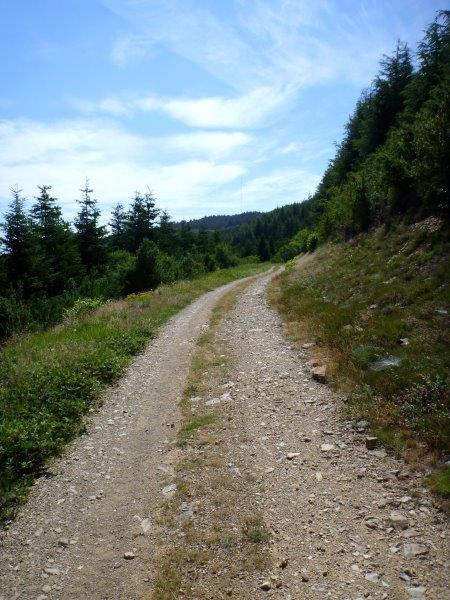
[{"x1": 0, "y1": 0, "x2": 442, "y2": 222}]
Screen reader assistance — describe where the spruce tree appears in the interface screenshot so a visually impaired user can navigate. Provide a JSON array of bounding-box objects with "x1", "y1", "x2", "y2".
[
  {"x1": 74, "y1": 179, "x2": 106, "y2": 273},
  {"x1": 31, "y1": 185, "x2": 82, "y2": 296},
  {"x1": 109, "y1": 203, "x2": 127, "y2": 250},
  {"x1": 157, "y1": 210, "x2": 177, "y2": 254},
  {"x1": 0, "y1": 187, "x2": 37, "y2": 296},
  {"x1": 125, "y1": 190, "x2": 159, "y2": 252}
]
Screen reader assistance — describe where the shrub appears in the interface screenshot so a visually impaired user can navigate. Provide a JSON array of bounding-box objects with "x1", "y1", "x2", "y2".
[{"x1": 63, "y1": 298, "x2": 104, "y2": 321}]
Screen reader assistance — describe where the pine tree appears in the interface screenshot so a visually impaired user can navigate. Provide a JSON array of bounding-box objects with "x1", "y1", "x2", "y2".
[
  {"x1": 157, "y1": 210, "x2": 177, "y2": 254},
  {"x1": 0, "y1": 187, "x2": 37, "y2": 296},
  {"x1": 74, "y1": 179, "x2": 106, "y2": 273},
  {"x1": 31, "y1": 185, "x2": 82, "y2": 296},
  {"x1": 109, "y1": 203, "x2": 127, "y2": 250},
  {"x1": 125, "y1": 190, "x2": 159, "y2": 252}
]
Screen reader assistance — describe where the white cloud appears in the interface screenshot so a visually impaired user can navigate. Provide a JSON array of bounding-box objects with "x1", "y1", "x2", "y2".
[
  {"x1": 167, "y1": 131, "x2": 251, "y2": 157},
  {"x1": 162, "y1": 87, "x2": 292, "y2": 128},
  {"x1": 280, "y1": 142, "x2": 301, "y2": 155},
  {"x1": 239, "y1": 168, "x2": 321, "y2": 210},
  {"x1": 75, "y1": 86, "x2": 294, "y2": 129},
  {"x1": 0, "y1": 119, "x2": 246, "y2": 221}
]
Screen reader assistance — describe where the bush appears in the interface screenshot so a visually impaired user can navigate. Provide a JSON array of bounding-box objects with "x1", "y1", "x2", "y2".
[
  {"x1": 214, "y1": 244, "x2": 238, "y2": 268},
  {"x1": 157, "y1": 252, "x2": 180, "y2": 284},
  {"x1": 63, "y1": 297, "x2": 104, "y2": 321},
  {"x1": 126, "y1": 239, "x2": 161, "y2": 292},
  {"x1": 179, "y1": 253, "x2": 205, "y2": 279}
]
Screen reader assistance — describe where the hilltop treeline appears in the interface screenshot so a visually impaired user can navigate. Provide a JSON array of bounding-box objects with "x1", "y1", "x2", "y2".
[
  {"x1": 0, "y1": 183, "x2": 238, "y2": 339},
  {"x1": 176, "y1": 211, "x2": 261, "y2": 232},
  {"x1": 232, "y1": 11, "x2": 449, "y2": 260}
]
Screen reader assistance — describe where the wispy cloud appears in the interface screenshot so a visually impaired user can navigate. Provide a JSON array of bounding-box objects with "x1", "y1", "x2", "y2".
[
  {"x1": 0, "y1": 119, "x2": 247, "y2": 220},
  {"x1": 104, "y1": 0, "x2": 405, "y2": 92},
  {"x1": 75, "y1": 86, "x2": 294, "y2": 128}
]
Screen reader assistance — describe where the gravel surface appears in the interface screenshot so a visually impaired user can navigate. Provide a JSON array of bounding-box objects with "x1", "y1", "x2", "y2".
[
  {"x1": 218, "y1": 271, "x2": 448, "y2": 599},
  {"x1": 0, "y1": 278, "x2": 248, "y2": 600},
  {"x1": 1, "y1": 270, "x2": 447, "y2": 600}
]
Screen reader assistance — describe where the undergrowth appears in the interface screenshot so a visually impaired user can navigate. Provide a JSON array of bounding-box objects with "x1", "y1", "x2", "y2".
[
  {"x1": 0, "y1": 262, "x2": 269, "y2": 524},
  {"x1": 271, "y1": 220, "x2": 449, "y2": 470}
]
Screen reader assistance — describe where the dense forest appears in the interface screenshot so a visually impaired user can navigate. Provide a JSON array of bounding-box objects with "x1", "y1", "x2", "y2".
[
  {"x1": 175, "y1": 211, "x2": 261, "y2": 232},
  {"x1": 231, "y1": 10, "x2": 449, "y2": 260},
  {"x1": 0, "y1": 184, "x2": 240, "y2": 339}
]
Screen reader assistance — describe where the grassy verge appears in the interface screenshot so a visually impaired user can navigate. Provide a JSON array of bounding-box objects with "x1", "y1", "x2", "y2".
[
  {"x1": 0, "y1": 262, "x2": 269, "y2": 524},
  {"x1": 270, "y1": 219, "x2": 449, "y2": 491},
  {"x1": 152, "y1": 278, "x2": 271, "y2": 599}
]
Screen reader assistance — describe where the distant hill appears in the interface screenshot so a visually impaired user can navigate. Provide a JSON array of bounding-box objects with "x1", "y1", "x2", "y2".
[{"x1": 175, "y1": 211, "x2": 262, "y2": 231}]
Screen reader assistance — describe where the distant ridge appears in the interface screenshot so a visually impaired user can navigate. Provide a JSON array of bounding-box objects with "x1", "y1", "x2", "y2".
[{"x1": 175, "y1": 211, "x2": 262, "y2": 231}]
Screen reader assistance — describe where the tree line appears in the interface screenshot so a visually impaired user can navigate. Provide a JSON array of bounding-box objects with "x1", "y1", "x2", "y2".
[
  {"x1": 0, "y1": 182, "x2": 239, "y2": 339},
  {"x1": 231, "y1": 11, "x2": 449, "y2": 260}
]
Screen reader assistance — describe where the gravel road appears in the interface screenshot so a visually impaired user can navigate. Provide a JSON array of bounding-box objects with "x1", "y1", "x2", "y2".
[
  {"x1": 217, "y1": 271, "x2": 448, "y2": 599},
  {"x1": 1, "y1": 269, "x2": 447, "y2": 600},
  {"x1": 0, "y1": 277, "x2": 251, "y2": 600}
]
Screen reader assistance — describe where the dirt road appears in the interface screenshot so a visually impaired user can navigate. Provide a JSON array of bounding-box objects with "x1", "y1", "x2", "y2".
[
  {"x1": 0, "y1": 277, "x2": 255, "y2": 600},
  {"x1": 0, "y1": 270, "x2": 447, "y2": 600}
]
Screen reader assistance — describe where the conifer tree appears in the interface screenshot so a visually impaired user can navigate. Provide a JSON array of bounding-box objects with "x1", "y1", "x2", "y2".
[
  {"x1": 31, "y1": 185, "x2": 82, "y2": 296},
  {"x1": 125, "y1": 190, "x2": 159, "y2": 252},
  {"x1": 0, "y1": 187, "x2": 37, "y2": 296},
  {"x1": 157, "y1": 210, "x2": 177, "y2": 254},
  {"x1": 109, "y1": 203, "x2": 127, "y2": 250},
  {"x1": 74, "y1": 179, "x2": 106, "y2": 273}
]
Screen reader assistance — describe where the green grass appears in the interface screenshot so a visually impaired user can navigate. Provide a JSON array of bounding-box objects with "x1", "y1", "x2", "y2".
[
  {"x1": 426, "y1": 466, "x2": 450, "y2": 498},
  {"x1": 177, "y1": 414, "x2": 216, "y2": 446},
  {"x1": 272, "y1": 221, "x2": 449, "y2": 458},
  {"x1": 0, "y1": 262, "x2": 269, "y2": 523},
  {"x1": 243, "y1": 517, "x2": 270, "y2": 544}
]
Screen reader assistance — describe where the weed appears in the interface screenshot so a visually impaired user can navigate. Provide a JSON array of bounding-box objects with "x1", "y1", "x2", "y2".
[
  {"x1": 243, "y1": 517, "x2": 270, "y2": 544},
  {"x1": 426, "y1": 466, "x2": 450, "y2": 498},
  {"x1": 176, "y1": 414, "x2": 216, "y2": 446}
]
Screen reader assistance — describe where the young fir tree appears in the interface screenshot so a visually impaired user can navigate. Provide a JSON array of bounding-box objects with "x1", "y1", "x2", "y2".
[
  {"x1": 125, "y1": 190, "x2": 159, "y2": 252},
  {"x1": 126, "y1": 238, "x2": 161, "y2": 292},
  {"x1": 30, "y1": 185, "x2": 82, "y2": 296},
  {"x1": 0, "y1": 187, "x2": 37, "y2": 297},
  {"x1": 74, "y1": 179, "x2": 106, "y2": 273},
  {"x1": 157, "y1": 210, "x2": 177, "y2": 255},
  {"x1": 109, "y1": 203, "x2": 127, "y2": 250}
]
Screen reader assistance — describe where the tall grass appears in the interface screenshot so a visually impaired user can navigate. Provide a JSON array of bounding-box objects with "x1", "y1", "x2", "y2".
[{"x1": 0, "y1": 262, "x2": 268, "y2": 523}]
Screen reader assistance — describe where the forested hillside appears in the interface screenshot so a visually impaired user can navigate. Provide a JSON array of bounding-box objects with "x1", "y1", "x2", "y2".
[
  {"x1": 270, "y1": 11, "x2": 449, "y2": 480},
  {"x1": 175, "y1": 211, "x2": 261, "y2": 231},
  {"x1": 233, "y1": 10, "x2": 449, "y2": 260}
]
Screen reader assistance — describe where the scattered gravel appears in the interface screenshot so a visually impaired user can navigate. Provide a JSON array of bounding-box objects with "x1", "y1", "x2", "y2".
[
  {"x1": 1, "y1": 270, "x2": 447, "y2": 600},
  {"x1": 217, "y1": 272, "x2": 447, "y2": 599}
]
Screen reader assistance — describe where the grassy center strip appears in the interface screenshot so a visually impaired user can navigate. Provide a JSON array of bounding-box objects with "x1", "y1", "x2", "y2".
[{"x1": 152, "y1": 278, "x2": 271, "y2": 600}]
